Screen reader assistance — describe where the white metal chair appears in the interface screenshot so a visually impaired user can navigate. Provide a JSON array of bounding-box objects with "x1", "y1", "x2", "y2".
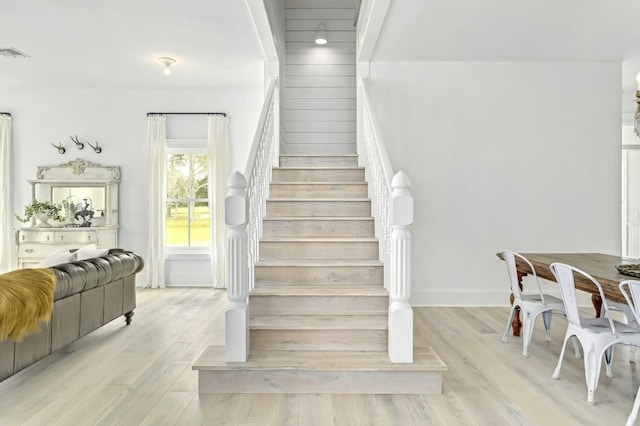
[
  {"x1": 619, "y1": 280, "x2": 640, "y2": 425},
  {"x1": 501, "y1": 250, "x2": 568, "y2": 357},
  {"x1": 609, "y1": 299, "x2": 638, "y2": 364},
  {"x1": 550, "y1": 263, "x2": 640, "y2": 405}
]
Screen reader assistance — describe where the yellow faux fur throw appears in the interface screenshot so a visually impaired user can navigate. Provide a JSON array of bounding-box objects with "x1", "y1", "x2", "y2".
[{"x1": 0, "y1": 268, "x2": 56, "y2": 341}]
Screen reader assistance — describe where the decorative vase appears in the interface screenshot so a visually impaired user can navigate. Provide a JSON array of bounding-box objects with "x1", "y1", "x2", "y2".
[{"x1": 34, "y1": 212, "x2": 52, "y2": 228}]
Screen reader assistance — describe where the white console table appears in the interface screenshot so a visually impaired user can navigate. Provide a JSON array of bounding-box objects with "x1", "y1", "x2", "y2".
[{"x1": 16, "y1": 226, "x2": 118, "y2": 268}]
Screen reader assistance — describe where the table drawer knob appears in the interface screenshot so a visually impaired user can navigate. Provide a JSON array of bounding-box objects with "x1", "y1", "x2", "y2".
[{"x1": 25, "y1": 248, "x2": 33, "y2": 253}]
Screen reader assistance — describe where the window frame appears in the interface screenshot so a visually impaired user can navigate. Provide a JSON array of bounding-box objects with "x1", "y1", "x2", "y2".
[{"x1": 165, "y1": 140, "x2": 211, "y2": 257}]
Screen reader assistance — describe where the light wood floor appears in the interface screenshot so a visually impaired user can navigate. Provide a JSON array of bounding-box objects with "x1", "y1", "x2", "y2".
[{"x1": 0, "y1": 288, "x2": 638, "y2": 425}]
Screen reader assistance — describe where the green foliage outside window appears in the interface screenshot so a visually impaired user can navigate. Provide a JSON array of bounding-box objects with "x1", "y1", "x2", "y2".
[{"x1": 166, "y1": 153, "x2": 210, "y2": 247}]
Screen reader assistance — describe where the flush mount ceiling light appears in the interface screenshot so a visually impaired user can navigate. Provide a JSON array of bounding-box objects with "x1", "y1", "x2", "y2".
[
  {"x1": 0, "y1": 47, "x2": 30, "y2": 58},
  {"x1": 314, "y1": 25, "x2": 327, "y2": 45},
  {"x1": 158, "y1": 57, "x2": 176, "y2": 75}
]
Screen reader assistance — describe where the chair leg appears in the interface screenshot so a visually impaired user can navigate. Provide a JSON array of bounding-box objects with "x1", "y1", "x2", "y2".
[
  {"x1": 502, "y1": 305, "x2": 518, "y2": 343},
  {"x1": 617, "y1": 305, "x2": 638, "y2": 364},
  {"x1": 626, "y1": 385, "x2": 640, "y2": 426},
  {"x1": 584, "y1": 345, "x2": 607, "y2": 405},
  {"x1": 552, "y1": 331, "x2": 572, "y2": 380},
  {"x1": 522, "y1": 310, "x2": 535, "y2": 357},
  {"x1": 571, "y1": 337, "x2": 582, "y2": 359},
  {"x1": 542, "y1": 310, "x2": 553, "y2": 342},
  {"x1": 604, "y1": 346, "x2": 614, "y2": 379}
]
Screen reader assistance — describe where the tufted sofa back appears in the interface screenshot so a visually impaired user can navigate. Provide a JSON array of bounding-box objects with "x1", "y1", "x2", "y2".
[{"x1": 49, "y1": 249, "x2": 144, "y2": 301}]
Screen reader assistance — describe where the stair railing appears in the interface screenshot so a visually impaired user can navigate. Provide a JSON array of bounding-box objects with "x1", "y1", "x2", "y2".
[
  {"x1": 359, "y1": 77, "x2": 414, "y2": 363},
  {"x1": 225, "y1": 77, "x2": 278, "y2": 362}
]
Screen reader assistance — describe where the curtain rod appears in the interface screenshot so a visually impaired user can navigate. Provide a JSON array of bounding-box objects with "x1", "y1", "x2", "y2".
[
  {"x1": 0, "y1": 112, "x2": 11, "y2": 116},
  {"x1": 147, "y1": 112, "x2": 226, "y2": 117}
]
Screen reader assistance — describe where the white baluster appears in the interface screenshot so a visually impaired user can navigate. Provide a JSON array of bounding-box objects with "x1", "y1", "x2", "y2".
[
  {"x1": 225, "y1": 171, "x2": 249, "y2": 362},
  {"x1": 388, "y1": 171, "x2": 413, "y2": 363}
]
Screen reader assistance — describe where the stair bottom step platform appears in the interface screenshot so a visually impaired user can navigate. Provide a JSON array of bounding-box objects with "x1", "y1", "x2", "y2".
[{"x1": 193, "y1": 346, "x2": 447, "y2": 394}]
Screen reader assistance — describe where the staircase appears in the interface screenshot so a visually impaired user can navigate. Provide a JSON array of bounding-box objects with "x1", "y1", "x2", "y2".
[{"x1": 193, "y1": 154, "x2": 447, "y2": 394}]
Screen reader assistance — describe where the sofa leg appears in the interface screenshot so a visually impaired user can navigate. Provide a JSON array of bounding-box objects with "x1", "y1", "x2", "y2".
[{"x1": 124, "y1": 311, "x2": 134, "y2": 325}]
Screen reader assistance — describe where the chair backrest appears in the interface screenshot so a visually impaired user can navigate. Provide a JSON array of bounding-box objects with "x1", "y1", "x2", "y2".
[
  {"x1": 501, "y1": 250, "x2": 545, "y2": 303},
  {"x1": 550, "y1": 262, "x2": 617, "y2": 334},
  {"x1": 619, "y1": 280, "x2": 640, "y2": 327}
]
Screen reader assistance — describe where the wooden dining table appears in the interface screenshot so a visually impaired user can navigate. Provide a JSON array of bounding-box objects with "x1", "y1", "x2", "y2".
[{"x1": 496, "y1": 252, "x2": 640, "y2": 336}]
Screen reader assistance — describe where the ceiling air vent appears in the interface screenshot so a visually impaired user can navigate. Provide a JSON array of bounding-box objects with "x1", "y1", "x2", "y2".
[{"x1": 0, "y1": 47, "x2": 30, "y2": 58}]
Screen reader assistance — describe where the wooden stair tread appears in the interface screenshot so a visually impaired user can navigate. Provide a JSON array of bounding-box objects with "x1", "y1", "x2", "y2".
[
  {"x1": 267, "y1": 198, "x2": 370, "y2": 202},
  {"x1": 250, "y1": 315, "x2": 387, "y2": 330},
  {"x1": 271, "y1": 181, "x2": 366, "y2": 184},
  {"x1": 274, "y1": 167, "x2": 364, "y2": 170},
  {"x1": 251, "y1": 285, "x2": 387, "y2": 296},
  {"x1": 280, "y1": 154, "x2": 358, "y2": 157},
  {"x1": 264, "y1": 217, "x2": 374, "y2": 221},
  {"x1": 193, "y1": 346, "x2": 447, "y2": 372},
  {"x1": 256, "y1": 259, "x2": 382, "y2": 267},
  {"x1": 260, "y1": 236, "x2": 378, "y2": 242}
]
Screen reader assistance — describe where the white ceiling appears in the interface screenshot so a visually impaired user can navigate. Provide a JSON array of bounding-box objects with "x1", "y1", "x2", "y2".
[
  {"x1": 0, "y1": 0, "x2": 265, "y2": 89},
  {"x1": 3, "y1": 0, "x2": 640, "y2": 95},
  {"x1": 372, "y1": 0, "x2": 640, "y2": 91}
]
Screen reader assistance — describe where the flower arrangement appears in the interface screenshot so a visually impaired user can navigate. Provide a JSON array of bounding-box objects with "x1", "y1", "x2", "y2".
[{"x1": 15, "y1": 199, "x2": 64, "y2": 223}]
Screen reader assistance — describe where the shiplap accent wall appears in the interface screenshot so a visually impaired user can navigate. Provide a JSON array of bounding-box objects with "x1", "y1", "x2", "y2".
[{"x1": 284, "y1": 0, "x2": 357, "y2": 154}]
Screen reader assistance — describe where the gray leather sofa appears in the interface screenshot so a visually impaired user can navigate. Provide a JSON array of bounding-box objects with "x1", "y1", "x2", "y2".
[{"x1": 0, "y1": 249, "x2": 144, "y2": 381}]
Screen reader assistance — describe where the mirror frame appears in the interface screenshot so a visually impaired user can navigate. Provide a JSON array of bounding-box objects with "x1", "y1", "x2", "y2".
[{"x1": 29, "y1": 159, "x2": 120, "y2": 227}]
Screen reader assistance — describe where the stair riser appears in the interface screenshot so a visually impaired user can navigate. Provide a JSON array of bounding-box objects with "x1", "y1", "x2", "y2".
[
  {"x1": 279, "y1": 156, "x2": 359, "y2": 167},
  {"x1": 260, "y1": 241, "x2": 379, "y2": 260},
  {"x1": 250, "y1": 295, "x2": 388, "y2": 315},
  {"x1": 262, "y1": 219, "x2": 375, "y2": 238},
  {"x1": 266, "y1": 200, "x2": 371, "y2": 217},
  {"x1": 270, "y1": 183, "x2": 368, "y2": 199},
  {"x1": 255, "y1": 265, "x2": 383, "y2": 285},
  {"x1": 251, "y1": 330, "x2": 387, "y2": 351},
  {"x1": 198, "y1": 370, "x2": 442, "y2": 394},
  {"x1": 272, "y1": 168, "x2": 365, "y2": 183}
]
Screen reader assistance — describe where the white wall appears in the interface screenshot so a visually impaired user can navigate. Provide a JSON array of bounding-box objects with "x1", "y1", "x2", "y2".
[
  {"x1": 2, "y1": 86, "x2": 263, "y2": 286},
  {"x1": 367, "y1": 61, "x2": 622, "y2": 306},
  {"x1": 622, "y1": 123, "x2": 640, "y2": 257},
  {"x1": 623, "y1": 149, "x2": 640, "y2": 257}
]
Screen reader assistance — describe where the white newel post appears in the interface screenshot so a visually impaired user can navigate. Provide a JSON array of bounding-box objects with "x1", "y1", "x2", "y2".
[
  {"x1": 225, "y1": 171, "x2": 250, "y2": 362},
  {"x1": 388, "y1": 171, "x2": 414, "y2": 363}
]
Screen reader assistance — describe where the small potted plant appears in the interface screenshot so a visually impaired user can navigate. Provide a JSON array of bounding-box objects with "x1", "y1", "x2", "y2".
[{"x1": 16, "y1": 199, "x2": 64, "y2": 227}]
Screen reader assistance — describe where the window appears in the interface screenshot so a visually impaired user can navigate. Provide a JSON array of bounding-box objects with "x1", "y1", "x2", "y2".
[{"x1": 165, "y1": 148, "x2": 210, "y2": 250}]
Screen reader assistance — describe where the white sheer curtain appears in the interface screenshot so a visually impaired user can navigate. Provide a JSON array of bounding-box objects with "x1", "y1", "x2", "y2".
[
  {"x1": 0, "y1": 114, "x2": 13, "y2": 273},
  {"x1": 144, "y1": 115, "x2": 166, "y2": 288},
  {"x1": 208, "y1": 115, "x2": 230, "y2": 288}
]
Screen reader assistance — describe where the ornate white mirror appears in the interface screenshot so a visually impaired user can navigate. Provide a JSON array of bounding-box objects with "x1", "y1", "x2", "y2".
[
  {"x1": 30, "y1": 159, "x2": 119, "y2": 228},
  {"x1": 16, "y1": 159, "x2": 120, "y2": 268}
]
